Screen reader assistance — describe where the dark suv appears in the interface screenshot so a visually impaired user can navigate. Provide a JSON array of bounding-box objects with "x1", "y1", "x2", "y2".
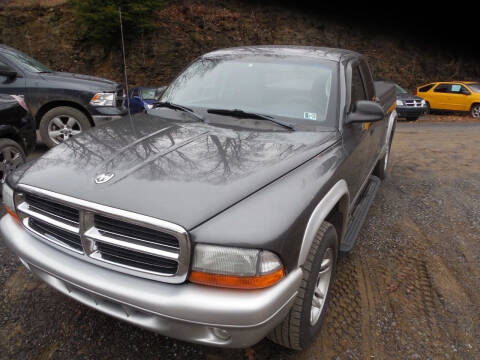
[{"x1": 0, "y1": 45, "x2": 126, "y2": 147}]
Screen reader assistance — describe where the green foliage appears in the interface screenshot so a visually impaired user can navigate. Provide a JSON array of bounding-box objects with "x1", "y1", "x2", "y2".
[{"x1": 69, "y1": 0, "x2": 166, "y2": 43}]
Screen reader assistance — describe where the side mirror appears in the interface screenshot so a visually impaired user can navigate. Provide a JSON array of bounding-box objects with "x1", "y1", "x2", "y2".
[
  {"x1": 0, "y1": 65, "x2": 17, "y2": 78},
  {"x1": 154, "y1": 86, "x2": 167, "y2": 102},
  {"x1": 346, "y1": 100, "x2": 385, "y2": 124}
]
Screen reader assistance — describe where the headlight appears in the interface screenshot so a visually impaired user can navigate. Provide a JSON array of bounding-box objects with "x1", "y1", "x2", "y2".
[
  {"x1": 396, "y1": 100, "x2": 404, "y2": 106},
  {"x1": 2, "y1": 182, "x2": 20, "y2": 224},
  {"x1": 421, "y1": 99, "x2": 426, "y2": 106},
  {"x1": 90, "y1": 92, "x2": 115, "y2": 106},
  {"x1": 146, "y1": 103, "x2": 153, "y2": 109},
  {"x1": 189, "y1": 244, "x2": 284, "y2": 289}
]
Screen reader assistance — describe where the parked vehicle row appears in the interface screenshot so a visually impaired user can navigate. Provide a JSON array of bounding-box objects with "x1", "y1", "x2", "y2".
[
  {"x1": 0, "y1": 42, "x2": 477, "y2": 351},
  {"x1": 1, "y1": 46, "x2": 397, "y2": 350},
  {"x1": 0, "y1": 44, "x2": 127, "y2": 148}
]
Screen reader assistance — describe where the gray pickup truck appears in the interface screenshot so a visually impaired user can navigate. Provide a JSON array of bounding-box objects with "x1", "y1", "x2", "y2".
[{"x1": 1, "y1": 46, "x2": 397, "y2": 350}]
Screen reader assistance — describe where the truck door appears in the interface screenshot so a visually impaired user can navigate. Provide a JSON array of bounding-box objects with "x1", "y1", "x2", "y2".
[
  {"x1": 341, "y1": 63, "x2": 372, "y2": 199},
  {"x1": 359, "y1": 60, "x2": 386, "y2": 166},
  {"x1": 0, "y1": 56, "x2": 26, "y2": 96}
]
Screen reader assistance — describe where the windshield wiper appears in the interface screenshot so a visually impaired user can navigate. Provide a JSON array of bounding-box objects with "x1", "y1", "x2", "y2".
[
  {"x1": 153, "y1": 101, "x2": 204, "y2": 122},
  {"x1": 207, "y1": 108, "x2": 294, "y2": 131}
]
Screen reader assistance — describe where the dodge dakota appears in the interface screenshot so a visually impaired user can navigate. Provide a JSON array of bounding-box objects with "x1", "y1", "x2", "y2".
[{"x1": 1, "y1": 46, "x2": 397, "y2": 350}]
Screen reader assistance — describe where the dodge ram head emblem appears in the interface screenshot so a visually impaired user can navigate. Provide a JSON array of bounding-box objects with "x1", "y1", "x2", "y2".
[{"x1": 94, "y1": 173, "x2": 114, "y2": 184}]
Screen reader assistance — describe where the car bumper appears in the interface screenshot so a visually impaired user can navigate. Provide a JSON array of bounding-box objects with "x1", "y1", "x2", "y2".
[
  {"x1": 88, "y1": 106, "x2": 128, "y2": 126},
  {"x1": 0, "y1": 215, "x2": 302, "y2": 348},
  {"x1": 396, "y1": 106, "x2": 427, "y2": 118}
]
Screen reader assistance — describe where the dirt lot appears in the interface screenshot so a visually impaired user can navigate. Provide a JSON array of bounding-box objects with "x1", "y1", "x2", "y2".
[{"x1": 0, "y1": 121, "x2": 479, "y2": 360}]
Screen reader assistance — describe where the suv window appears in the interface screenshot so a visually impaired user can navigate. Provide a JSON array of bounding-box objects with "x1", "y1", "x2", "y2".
[
  {"x1": 434, "y1": 84, "x2": 450, "y2": 93},
  {"x1": 351, "y1": 66, "x2": 366, "y2": 111},
  {"x1": 450, "y1": 84, "x2": 470, "y2": 95},
  {"x1": 419, "y1": 84, "x2": 435, "y2": 92}
]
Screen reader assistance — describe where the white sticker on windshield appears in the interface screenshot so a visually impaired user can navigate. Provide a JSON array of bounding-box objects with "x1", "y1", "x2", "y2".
[{"x1": 304, "y1": 112, "x2": 317, "y2": 120}]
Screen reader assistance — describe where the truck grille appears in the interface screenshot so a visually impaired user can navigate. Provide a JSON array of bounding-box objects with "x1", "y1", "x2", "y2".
[
  {"x1": 29, "y1": 217, "x2": 83, "y2": 251},
  {"x1": 404, "y1": 99, "x2": 424, "y2": 107},
  {"x1": 25, "y1": 193, "x2": 79, "y2": 224},
  {"x1": 15, "y1": 186, "x2": 190, "y2": 283}
]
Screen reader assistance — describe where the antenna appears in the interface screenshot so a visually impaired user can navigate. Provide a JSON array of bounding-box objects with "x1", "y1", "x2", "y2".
[{"x1": 118, "y1": 8, "x2": 131, "y2": 117}]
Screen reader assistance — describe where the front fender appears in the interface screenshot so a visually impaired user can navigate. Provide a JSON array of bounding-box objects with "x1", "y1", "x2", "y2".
[{"x1": 190, "y1": 141, "x2": 345, "y2": 272}]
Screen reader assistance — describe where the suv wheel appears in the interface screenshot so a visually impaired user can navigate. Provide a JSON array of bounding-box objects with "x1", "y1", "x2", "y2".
[
  {"x1": 471, "y1": 104, "x2": 480, "y2": 118},
  {"x1": 39, "y1": 106, "x2": 91, "y2": 148},
  {"x1": 0, "y1": 138, "x2": 25, "y2": 184},
  {"x1": 268, "y1": 222, "x2": 338, "y2": 350}
]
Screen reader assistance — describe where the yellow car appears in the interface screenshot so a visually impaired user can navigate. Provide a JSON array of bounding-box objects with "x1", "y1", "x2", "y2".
[{"x1": 416, "y1": 82, "x2": 480, "y2": 118}]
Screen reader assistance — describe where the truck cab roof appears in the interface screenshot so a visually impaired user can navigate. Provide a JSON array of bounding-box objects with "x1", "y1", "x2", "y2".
[{"x1": 203, "y1": 45, "x2": 363, "y2": 63}]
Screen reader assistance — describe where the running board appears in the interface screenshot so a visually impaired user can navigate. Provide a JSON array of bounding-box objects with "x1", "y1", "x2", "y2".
[{"x1": 340, "y1": 175, "x2": 381, "y2": 253}]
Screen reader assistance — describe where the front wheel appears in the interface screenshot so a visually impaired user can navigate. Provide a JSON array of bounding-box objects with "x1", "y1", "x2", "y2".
[
  {"x1": 39, "y1": 106, "x2": 91, "y2": 148},
  {"x1": 471, "y1": 104, "x2": 480, "y2": 118},
  {"x1": 268, "y1": 222, "x2": 338, "y2": 350},
  {"x1": 374, "y1": 133, "x2": 393, "y2": 180},
  {"x1": 0, "y1": 138, "x2": 26, "y2": 184}
]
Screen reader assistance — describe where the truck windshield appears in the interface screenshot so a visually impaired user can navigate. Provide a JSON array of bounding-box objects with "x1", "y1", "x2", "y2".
[
  {"x1": 161, "y1": 56, "x2": 338, "y2": 126},
  {"x1": 3, "y1": 48, "x2": 52, "y2": 73},
  {"x1": 394, "y1": 84, "x2": 408, "y2": 94},
  {"x1": 141, "y1": 88, "x2": 156, "y2": 100}
]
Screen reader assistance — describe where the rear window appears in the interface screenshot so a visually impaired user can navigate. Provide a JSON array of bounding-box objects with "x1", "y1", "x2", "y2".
[{"x1": 418, "y1": 84, "x2": 435, "y2": 92}]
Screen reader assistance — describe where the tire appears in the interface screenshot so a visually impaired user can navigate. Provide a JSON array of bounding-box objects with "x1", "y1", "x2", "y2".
[
  {"x1": 374, "y1": 131, "x2": 393, "y2": 180},
  {"x1": 406, "y1": 117, "x2": 418, "y2": 122},
  {"x1": 471, "y1": 103, "x2": 480, "y2": 118},
  {"x1": 0, "y1": 138, "x2": 26, "y2": 185},
  {"x1": 39, "y1": 106, "x2": 91, "y2": 148},
  {"x1": 425, "y1": 102, "x2": 431, "y2": 115},
  {"x1": 268, "y1": 222, "x2": 338, "y2": 350}
]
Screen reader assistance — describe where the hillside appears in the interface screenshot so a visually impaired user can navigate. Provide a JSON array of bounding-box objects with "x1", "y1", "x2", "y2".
[{"x1": 0, "y1": 0, "x2": 479, "y2": 91}]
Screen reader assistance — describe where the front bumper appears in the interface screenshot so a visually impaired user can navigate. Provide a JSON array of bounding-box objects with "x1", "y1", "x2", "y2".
[
  {"x1": 396, "y1": 106, "x2": 427, "y2": 118},
  {"x1": 0, "y1": 215, "x2": 302, "y2": 348},
  {"x1": 87, "y1": 105, "x2": 127, "y2": 126}
]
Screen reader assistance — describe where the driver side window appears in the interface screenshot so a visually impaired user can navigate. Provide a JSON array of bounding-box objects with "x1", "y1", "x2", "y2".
[{"x1": 351, "y1": 66, "x2": 366, "y2": 112}]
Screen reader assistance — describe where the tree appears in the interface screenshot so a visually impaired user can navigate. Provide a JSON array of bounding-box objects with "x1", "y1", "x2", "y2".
[{"x1": 69, "y1": 0, "x2": 166, "y2": 43}]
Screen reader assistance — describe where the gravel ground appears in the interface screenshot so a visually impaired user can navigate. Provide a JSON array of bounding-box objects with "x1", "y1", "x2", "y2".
[{"x1": 1, "y1": 122, "x2": 479, "y2": 360}]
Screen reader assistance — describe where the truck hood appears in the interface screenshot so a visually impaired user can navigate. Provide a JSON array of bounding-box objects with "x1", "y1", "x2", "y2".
[
  {"x1": 37, "y1": 71, "x2": 120, "y2": 92},
  {"x1": 397, "y1": 93, "x2": 424, "y2": 101},
  {"x1": 14, "y1": 113, "x2": 338, "y2": 230}
]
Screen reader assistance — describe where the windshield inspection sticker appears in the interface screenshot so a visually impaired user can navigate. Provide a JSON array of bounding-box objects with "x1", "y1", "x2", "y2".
[{"x1": 304, "y1": 112, "x2": 317, "y2": 120}]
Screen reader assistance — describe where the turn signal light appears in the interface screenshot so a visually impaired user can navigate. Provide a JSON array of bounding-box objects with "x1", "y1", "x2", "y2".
[
  {"x1": 190, "y1": 268, "x2": 284, "y2": 289},
  {"x1": 4, "y1": 205, "x2": 20, "y2": 225}
]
